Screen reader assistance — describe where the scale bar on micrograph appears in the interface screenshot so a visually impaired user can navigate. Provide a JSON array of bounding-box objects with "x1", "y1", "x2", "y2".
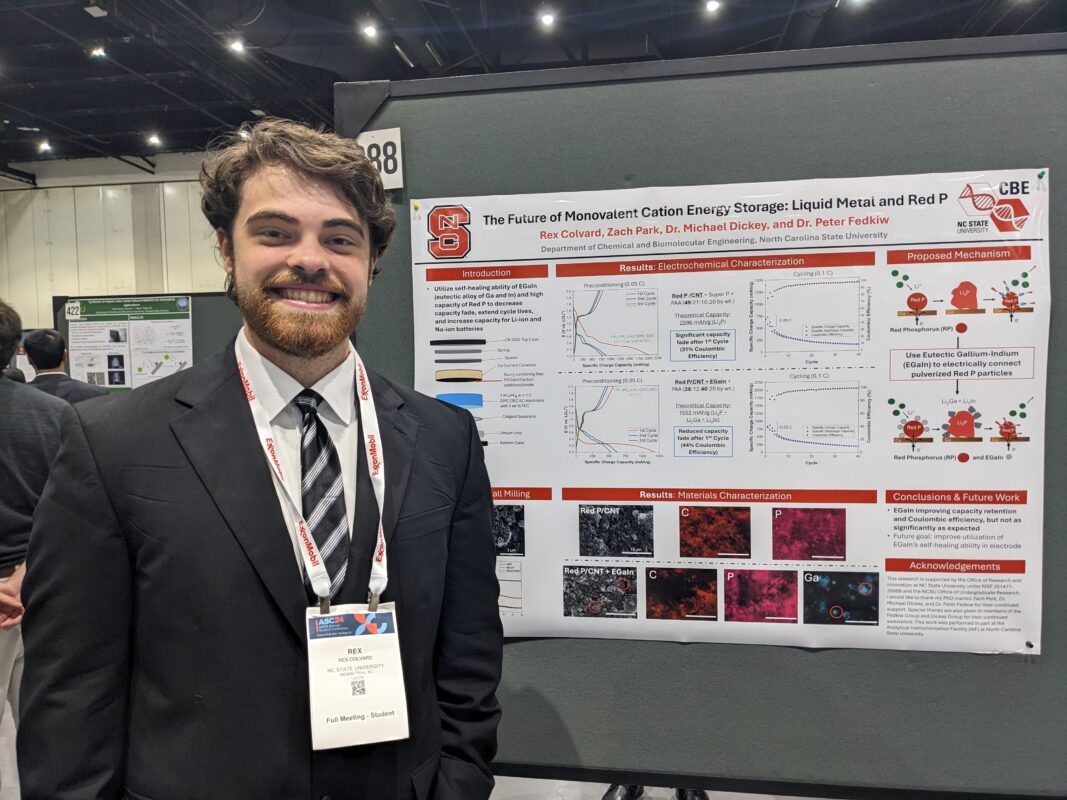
[
  {"x1": 684, "y1": 614, "x2": 718, "y2": 619},
  {"x1": 605, "y1": 613, "x2": 639, "y2": 617},
  {"x1": 623, "y1": 551, "x2": 653, "y2": 555},
  {"x1": 813, "y1": 555, "x2": 846, "y2": 559},
  {"x1": 844, "y1": 620, "x2": 879, "y2": 625},
  {"x1": 766, "y1": 616, "x2": 798, "y2": 620},
  {"x1": 719, "y1": 552, "x2": 750, "y2": 556}
]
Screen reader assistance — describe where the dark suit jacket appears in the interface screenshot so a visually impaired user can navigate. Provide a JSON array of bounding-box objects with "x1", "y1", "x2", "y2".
[
  {"x1": 30, "y1": 371, "x2": 109, "y2": 403},
  {"x1": 18, "y1": 344, "x2": 503, "y2": 800},
  {"x1": 0, "y1": 378, "x2": 70, "y2": 568}
]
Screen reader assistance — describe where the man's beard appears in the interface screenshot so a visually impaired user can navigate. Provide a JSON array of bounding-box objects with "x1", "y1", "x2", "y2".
[{"x1": 233, "y1": 270, "x2": 365, "y2": 358}]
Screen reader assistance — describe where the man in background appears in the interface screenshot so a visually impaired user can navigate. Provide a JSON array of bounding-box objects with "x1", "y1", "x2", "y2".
[
  {"x1": 24, "y1": 329, "x2": 108, "y2": 403},
  {"x1": 0, "y1": 299, "x2": 69, "y2": 795}
]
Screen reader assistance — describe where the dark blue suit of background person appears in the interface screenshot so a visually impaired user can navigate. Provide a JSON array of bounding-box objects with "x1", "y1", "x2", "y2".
[
  {"x1": 17, "y1": 118, "x2": 503, "y2": 800},
  {"x1": 0, "y1": 299, "x2": 69, "y2": 798}
]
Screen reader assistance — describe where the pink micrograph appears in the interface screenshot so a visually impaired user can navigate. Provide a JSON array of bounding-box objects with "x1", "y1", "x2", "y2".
[{"x1": 772, "y1": 508, "x2": 846, "y2": 561}]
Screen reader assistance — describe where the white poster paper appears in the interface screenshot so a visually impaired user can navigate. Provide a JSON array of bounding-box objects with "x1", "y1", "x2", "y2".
[
  {"x1": 66, "y1": 296, "x2": 193, "y2": 389},
  {"x1": 410, "y1": 170, "x2": 1050, "y2": 654}
]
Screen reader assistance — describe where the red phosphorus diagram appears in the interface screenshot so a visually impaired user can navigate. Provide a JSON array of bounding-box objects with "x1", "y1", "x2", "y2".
[
  {"x1": 772, "y1": 507, "x2": 846, "y2": 561},
  {"x1": 645, "y1": 568, "x2": 718, "y2": 621},
  {"x1": 679, "y1": 505, "x2": 751, "y2": 558},
  {"x1": 723, "y1": 569, "x2": 798, "y2": 623}
]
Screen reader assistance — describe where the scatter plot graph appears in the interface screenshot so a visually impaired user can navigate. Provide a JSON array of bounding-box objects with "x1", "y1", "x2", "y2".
[
  {"x1": 763, "y1": 278, "x2": 862, "y2": 352},
  {"x1": 571, "y1": 385, "x2": 659, "y2": 455},
  {"x1": 761, "y1": 381, "x2": 862, "y2": 455},
  {"x1": 569, "y1": 288, "x2": 659, "y2": 357},
  {"x1": 802, "y1": 571, "x2": 878, "y2": 625}
]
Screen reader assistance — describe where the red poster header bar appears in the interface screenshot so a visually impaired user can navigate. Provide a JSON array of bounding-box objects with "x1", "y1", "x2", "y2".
[
  {"x1": 426, "y1": 264, "x2": 548, "y2": 282},
  {"x1": 492, "y1": 487, "x2": 553, "y2": 501},
  {"x1": 885, "y1": 490, "x2": 1027, "y2": 504},
  {"x1": 556, "y1": 251, "x2": 875, "y2": 277},
  {"x1": 887, "y1": 245, "x2": 1031, "y2": 265},
  {"x1": 885, "y1": 558, "x2": 1026, "y2": 574},
  {"x1": 562, "y1": 488, "x2": 877, "y2": 503}
]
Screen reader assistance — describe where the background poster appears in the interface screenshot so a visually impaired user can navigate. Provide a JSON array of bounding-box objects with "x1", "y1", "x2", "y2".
[
  {"x1": 410, "y1": 170, "x2": 1049, "y2": 654},
  {"x1": 66, "y1": 295, "x2": 192, "y2": 389}
]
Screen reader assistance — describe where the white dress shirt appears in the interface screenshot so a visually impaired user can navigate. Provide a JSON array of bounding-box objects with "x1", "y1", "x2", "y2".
[{"x1": 234, "y1": 328, "x2": 358, "y2": 573}]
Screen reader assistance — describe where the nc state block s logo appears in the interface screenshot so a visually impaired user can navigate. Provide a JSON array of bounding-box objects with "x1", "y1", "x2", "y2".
[{"x1": 428, "y1": 205, "x2": 471, "y2": 259}]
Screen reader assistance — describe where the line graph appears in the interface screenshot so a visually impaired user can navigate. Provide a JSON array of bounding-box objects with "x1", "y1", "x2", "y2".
[
  {"x1": 496, "y1": 560, "x2": 523, "y2": 616},
  {"x1": 569, "y1": 288, "x2": 658, "y2": 357},
  {"x1": 761, "y1": 278, "x2": 865, "y2": 353},
  {"x1": 570, "y1": 385, "x2": 659, "y2": 455},
  {"x1": 760, "y1": 381, "x2": 863, "y2": 455}
]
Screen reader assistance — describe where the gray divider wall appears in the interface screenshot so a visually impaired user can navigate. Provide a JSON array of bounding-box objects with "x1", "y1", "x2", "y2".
[{"x1": 342, "y1": 37, "x2": 1066, "y2": 797}]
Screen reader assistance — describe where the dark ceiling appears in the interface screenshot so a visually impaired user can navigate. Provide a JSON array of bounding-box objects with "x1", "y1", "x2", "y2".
[{"x1": 1, "y1": 0, "x2": 1064, "y2": 184}]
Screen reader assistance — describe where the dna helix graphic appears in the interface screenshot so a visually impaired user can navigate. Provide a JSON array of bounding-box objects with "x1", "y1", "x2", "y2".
[
  {"x1": 991, "y1": 201, "x2": 1029, "y2": 231},
  {"x1": 960, "y1": 183, "x2": 996, "y2": 212}
]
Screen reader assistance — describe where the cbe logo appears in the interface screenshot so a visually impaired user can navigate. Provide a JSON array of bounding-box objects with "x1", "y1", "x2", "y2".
[
  {"x1": 427, "y1": 205, "x2": 471, "y2": 259},
  {"x1": 958, "y1": 181, "x2": 1030, "y2": 232}
]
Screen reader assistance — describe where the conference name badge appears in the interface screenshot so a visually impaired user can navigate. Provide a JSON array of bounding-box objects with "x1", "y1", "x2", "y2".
[{"x1": 306, "y1": 602, "x2": 409, "y2": 749}]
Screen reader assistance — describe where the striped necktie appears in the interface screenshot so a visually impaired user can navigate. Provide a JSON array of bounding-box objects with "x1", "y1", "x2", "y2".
[{"x1": 294, "y1": 389, "x2": 349, "y2": 600}]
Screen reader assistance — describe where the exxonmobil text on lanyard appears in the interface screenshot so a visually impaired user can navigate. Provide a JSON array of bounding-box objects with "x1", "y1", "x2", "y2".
[
  {"x1": 237, "y1": 342, "x2": 409, "y2": 750},
  {"x1": 237, "y1": 348, "x2": 389, "y2": 613}
]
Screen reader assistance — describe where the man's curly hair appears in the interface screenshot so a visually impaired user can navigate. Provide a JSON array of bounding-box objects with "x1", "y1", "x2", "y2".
[{"x1": 200, "y1": 118, "x2": 396, "y2": 298}]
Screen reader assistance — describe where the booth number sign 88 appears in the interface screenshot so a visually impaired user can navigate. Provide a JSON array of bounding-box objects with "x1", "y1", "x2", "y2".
[{"x1": 364, "y1": 141, "x2": 398, "y2": 176}]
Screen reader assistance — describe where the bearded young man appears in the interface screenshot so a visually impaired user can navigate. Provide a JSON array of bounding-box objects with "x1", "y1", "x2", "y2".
[{"x1": 18, "y1": 118, "x2": 503, "y2": 800}]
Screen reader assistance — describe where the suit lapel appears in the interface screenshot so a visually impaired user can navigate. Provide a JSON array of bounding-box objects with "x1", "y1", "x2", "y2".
[
  {"x1": 169, "y1": 347, "x2": 308, "y2": 643},
  {"x1": 338, "y1": 372, "x2": 418, "y2": 605}
]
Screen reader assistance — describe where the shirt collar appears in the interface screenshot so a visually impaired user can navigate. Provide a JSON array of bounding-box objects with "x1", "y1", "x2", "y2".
[{"x1": 235, "y1": 327, "x2": 356, "y2": 425}]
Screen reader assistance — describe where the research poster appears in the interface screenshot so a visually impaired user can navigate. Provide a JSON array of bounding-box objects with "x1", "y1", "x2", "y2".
[
  {"x1": 66, "y1": 295, "x2": 193, "y2": 389},
  {"x1": 410, "y1": 170, "x2": 1050, "y2": 654}
]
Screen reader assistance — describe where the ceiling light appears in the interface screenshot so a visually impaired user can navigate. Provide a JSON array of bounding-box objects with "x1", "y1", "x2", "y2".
[
  {"x1": 425, "y1": 40, "x2": 444, "y2": 67},
  {"x1": 228, "y1": 39, "x2": 245, "y2": 52},
  {"x1": 251, "y1": 108, "x2": 266, "y2": 117},
  {"x1": 147, "y1": 133, "x2": 161, "y2": 146},
  {"x1": 393, "y1": 42, "x2": 415, "y2": 69},
  {"x1": 17, "y1": 125, "x2": 41, "y2": 132},
  {"x1": 540, "y1": 12, "x2": 555, "y2": 27},
  {"x1": 90, "y1": 46, "x2": 106, "y2": 58},
  {"x1": 361, "y1": 24, "x2": 378, "y2": 39},
  {"x1": 83, "y1": 4, "x2": 107, "y2": 18},
  {"x1": 706, "y1": 1, "x2": 722, "y2": 12},
  {"x1": 38, "y1": 140, "x2": 51, "y2": 153}
]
